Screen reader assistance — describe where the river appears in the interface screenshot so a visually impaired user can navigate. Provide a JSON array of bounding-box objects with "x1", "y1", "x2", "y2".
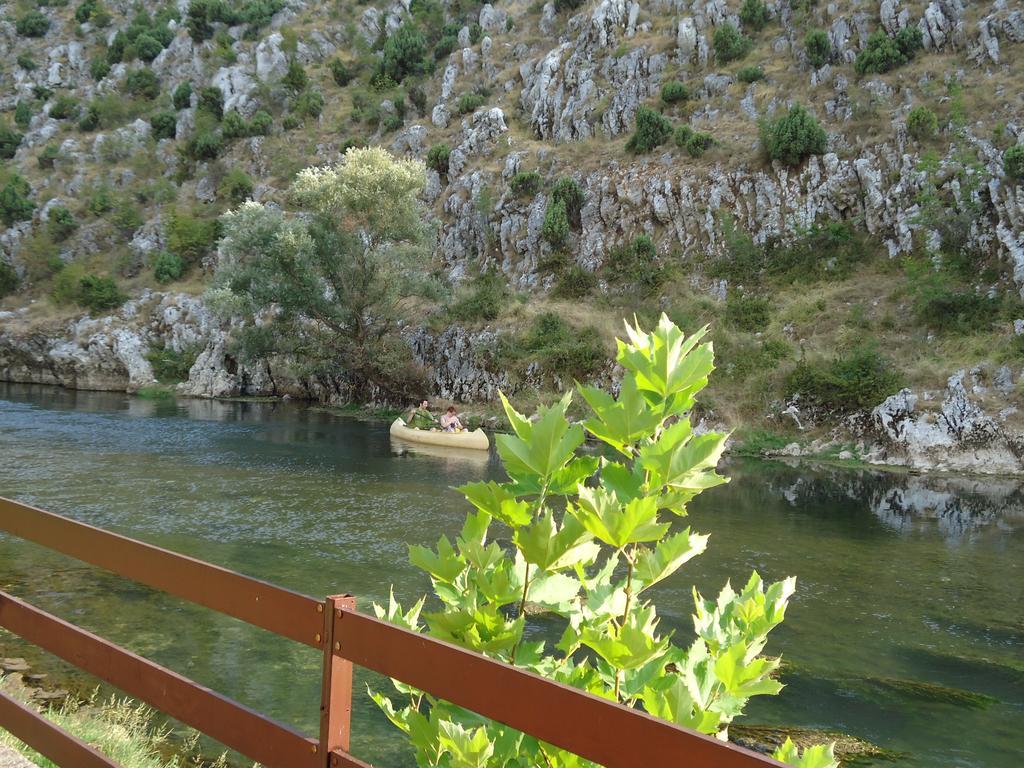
[{"x1": 0, "y1": 383, "x2": 1021, "y2": 767}]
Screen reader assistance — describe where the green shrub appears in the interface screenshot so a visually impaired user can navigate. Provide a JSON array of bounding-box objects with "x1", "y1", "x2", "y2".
[
  {"x1": 739, "y1": 0, "x2": 770, "y2": 31},
  {"x1": 282, "y1": 114, "x2": 300, "y2": 130},
  {"x1": 625, "y1": 105, "x2": 672, "y2": 153},
  {"x1": 172, "y1": 81, "x2": 193, "y2": 110},
  {"x1": 78, "y1": 105, "x2": 100, "y2": 131},
  {"x1": 542, "y1": 198, "x2": 570, "y2": 248},
  {"x1": 725, "y1": 293, "x2": 771, "y2": 331},
  {"x1": 16, "y1": 11, "x2": 51, "y2": 37},
  {"x1": 457, "y1": 91, "x2": 485, "y2": 114},
  {"x1": 895, "y1": 26, "x2": 923, "y2": 58},
  {"x1": 674, "y1": 124, "x2": 693, "y2": 147},
  {"x1": 329, "y1": 58, "x2": 352, "y2": 86},
  {"x1": 167, "y1": 210, "x2": 219, "y2": 265},
  {"x1": 0, "y1": 175, "x2": 34, "y2": 225},
  {"x1": 0, "y1": 261, "x2": 19, "y2": 298},
  {"x1": 517, "y1": 312, "x2": 606, "y2": 380},
  {"x1": 685, "y1": 131, "x2": 715, "y2": 158},
  {"x1": 736, "y1": 65, "x2": 765, "y2": 83},
  {"x1": 906, "y1": 105, "x2": 937, "y2": 141},
  {"x1": 786, "y1": 343, "x2": 900, "y2": 411},
  {"x1": 46, "y1": 206, "x2": 77, "y2": 242},
  {"x1": 382, "y1": 23, "x2": 427, "y2": 83},
  {"x1": 554, "y1": 0, "x2": 585, "y2": 11},
  {"x1": 89, "y1": 56, "x2": 111, "y2": 81},
  {"x1": 124, "y1": 68, "x2": 160, "y2": 99},
  {"x1": 77, "y1": 274, "x2": 126, "y2": 313},
  {"x1": 293, "y1": 90, "x2": 325, "y2": 119},
  {"x1": 282, "y1": 59, "x2": 309, "y2": 92},
  {"x1": 448, "y1": 272, "x2": 507, "y2": 321},
  {"x1": 0, "y1": 123, "x2": 24, "y2": 160},
  {"x1": 1003, "y1": 145, "x2": 1024, "y2": 180},
  {"x1": 48, "y1": 94, "x2": 80, "y2": 120},
  {"x1": 185, "y1": 0, "x2": 216, "y2": 40},
  {"x1": 135, "y1": 33, "x2": 163, "y2": 62},
  {"x1": 766, "y1": 222, "x2": 872, "y2": 282},
  {"x1": 607, "y1": 234, "x2": 667, "y2": 292},
  {"x1": 554, "y1": 265, "x2": 597, "y2": 298},
  {"x1": 218, "y1": 168, "x2": 254, "y2": 203},
  {"x1": 249, "y1": 110, "x2": 273, "y2": 135},
  {"x1": 145, "y1": 343, "x2": 199, "y2": 381},
  {"x1": 150, "y1": 111, "x2": 178, "y2": 140},
  {"x1": 110, "y1": 198, "x2": 143, "y2": 236},
  {"x1": 17, "y1": 54, "x2": 37, "y2": 71},
  {"x1": 37, "y1": 144, "x2": 60, "y2": 169},
  {"x1": 804, "y1": 29, "x2": 831, "y2": 68},
  {"x1": 87, "y1": 185, "x2": 114, "y2": 215},
  {"x1": 197, "y1": 86, "x2": 224, "y2": 119},
  {"x1": 434, "y1": 33, "x2": 458, "y2": 60},
  {"x1": 32, "y1": 85, "x2": 54, "y2": 102},
  {"x1": 75, "y1": 0, "x2": 97, "y2": 23},
  {"x1": 907, "y1": 265, "x2": 1000, "y2": 334},
  {"x1": 92, "y1": 5, "x2": 112, "y2": 26},
  {"x1": 221, "y1": 109, "x2": 249, "y2": 139},
  {"x1": 762, "y1": 103, "x2": 827, "y2": 165},
  {"x1": 713, "y1": 23, "x2": 752, "y2": 63},
  {"x1": 152, "y1": 251, "x2": 184, "y2": 283},
  {"x1": 185, "y1": 131, "x2": 222, "y2": 160},
  {"x1": 426, "y1": 143, "x2": 451, "y2": 174},
  {"x1": 855, "y1": 31, "x2": 908, "y2": 75},
  {"x1": 14, "y1": 102, "x2": 32, "y2": 130},
  {"x1": 551, "y1": 177, "x2": 585, "y2": 226},
  {"x1": 509, "y1": 170, "x2": 542, "y2": 197},
  {"x1": 660, "y1": 81, "x2": 690, "y2": 104}
]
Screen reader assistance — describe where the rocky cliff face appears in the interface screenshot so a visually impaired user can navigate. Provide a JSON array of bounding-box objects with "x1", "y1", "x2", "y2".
[{"x1": 1, "y1": 0, "x2": 1024, "y2": 473}]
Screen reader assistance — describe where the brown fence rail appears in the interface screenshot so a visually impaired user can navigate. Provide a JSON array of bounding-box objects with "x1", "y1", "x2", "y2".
[{"x1": 0, "y1": 496, "x2": 784, "y2": 768}]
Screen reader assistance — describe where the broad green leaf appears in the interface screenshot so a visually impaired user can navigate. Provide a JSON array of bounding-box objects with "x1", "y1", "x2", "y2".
[
  {"x1": 495, "y1": 391, "x2": 583, "y2": 485},
  {"x1": 580, "y1": 605, "x2": 671, "y2": 670},
  {"x1": 409, "y1": 536, "x2": 465, "y2": 584},
  {"x1": 473, "y1": 559, "x2": 523, "y2": 606},
  {"x1": 600, "y1": 460, "x2": 645, "y2": 504},
  {"x1": 371, "y1": 586, "x2": 426, "y2": 632},
  {"x1": 528, "y1": 570, "x2": 582, "y2": 610},
  {"x1": 572, "y1": 487, "x2": 669, "y2": 549},
  {"x1": 640, "y1": 675, "x2": 724, "y2": 734},
  {"x1": 773, "y1": 738, "x2": 839, "y2": 768},
  {"x1": 638, "y1": 420, "x2": 729, "y2": 493},
  {"x1": 617, "y1": 315, "x2": 713, "y2": 402},
  {"x1": 458, "y1": 481, "x2": 531, "y2": 527},
  {"x1": 713, "y1": 640, "x2": 783, "y2": 699},
  {"x1": 579, "y1": 375, "x2": 663, "y2": 455},
  {"x1": 425, "y1": 605, "x2": 524, "y2": 656},
  {"x1": 634, "y1": 529, "x2": 709, "y2": 593},
  {"x1": 438, "y1": 720, "x2": 494, "y2": 768},
  {"x1": 514, "y1": 511, "x2": 599, "y2": 572}
]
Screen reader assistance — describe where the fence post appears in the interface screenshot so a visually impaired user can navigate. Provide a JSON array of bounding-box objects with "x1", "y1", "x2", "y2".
[{"x1": 320, "y1": 594, "x2": 356, "y2": 765}]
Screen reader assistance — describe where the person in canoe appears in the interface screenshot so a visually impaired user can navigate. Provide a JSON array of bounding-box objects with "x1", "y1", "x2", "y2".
[
  {"x1": 440, "y1": 405, "x2": 464, "y2": 432},
  {"x1": 407, "y1": 400, "x2": 438, "y2": 430}
]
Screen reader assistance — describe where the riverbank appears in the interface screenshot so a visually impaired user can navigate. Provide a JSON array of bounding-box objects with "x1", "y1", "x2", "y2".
[{"x1": 0, "y1": 670, "x2": 220, "y2": 768}]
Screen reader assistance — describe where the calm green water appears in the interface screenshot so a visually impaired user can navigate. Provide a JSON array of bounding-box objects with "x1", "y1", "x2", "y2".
[{"x1": 0, "y1": 383, "x2": 1021, "y2": 767}]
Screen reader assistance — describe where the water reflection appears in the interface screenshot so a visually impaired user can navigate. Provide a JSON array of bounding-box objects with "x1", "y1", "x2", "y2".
[{"x1": 765, "y1": 460, "x2": 1024, "y2": 542}]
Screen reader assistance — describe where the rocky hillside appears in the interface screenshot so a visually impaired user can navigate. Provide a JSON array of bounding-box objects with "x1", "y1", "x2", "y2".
[{"x1": 1, "y1": 0, "x2": 1024, "y2": 471}]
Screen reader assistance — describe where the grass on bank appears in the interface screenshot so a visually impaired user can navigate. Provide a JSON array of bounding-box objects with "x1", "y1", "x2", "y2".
[{"x1": 0, "y1": 675, "x2": 228, "y2": 768}]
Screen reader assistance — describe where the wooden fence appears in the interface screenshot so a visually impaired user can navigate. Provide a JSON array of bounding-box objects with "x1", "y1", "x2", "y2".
[{"x1": 0, "y1": 496, "x2": 783, "y2": 768}]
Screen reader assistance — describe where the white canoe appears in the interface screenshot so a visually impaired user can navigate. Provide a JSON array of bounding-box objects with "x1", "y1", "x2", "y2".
[{"x1": 390, "y1": 418, "x2": 490, "y2": 451}]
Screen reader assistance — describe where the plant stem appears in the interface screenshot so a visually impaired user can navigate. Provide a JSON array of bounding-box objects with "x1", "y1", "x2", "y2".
[{"x1": 508, "y1": 482, "x2": 550, "y2": 664}]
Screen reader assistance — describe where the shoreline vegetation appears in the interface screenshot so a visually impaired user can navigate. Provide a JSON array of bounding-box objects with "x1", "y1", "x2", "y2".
[{"x1": 0, "y1": 672, "x2": 226, "y2": 768}]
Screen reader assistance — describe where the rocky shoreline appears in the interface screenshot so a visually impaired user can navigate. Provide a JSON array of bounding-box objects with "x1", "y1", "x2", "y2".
[{"x1": 4, "y1": 289, "x2": 1024, "y2": 477}]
